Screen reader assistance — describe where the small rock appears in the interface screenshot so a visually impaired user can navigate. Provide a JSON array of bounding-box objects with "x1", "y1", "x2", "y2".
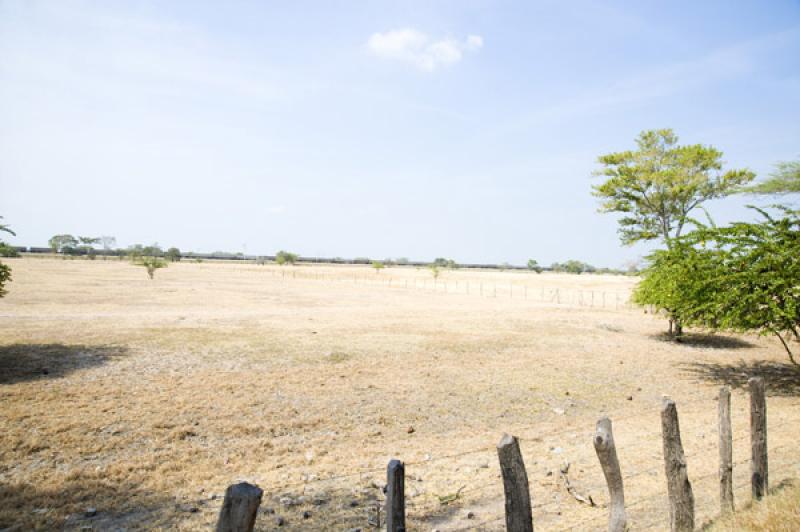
[
  {"x1": 348, "y1": 500, "x2": 359, "y2": 508},
  {"x1": 275, "y1": 516, "x2": 285, "y2": 526},
  {"x1": 302, "y1": 511, "x2": 311, "y2": 519},
  {"x1": 261, "y1": 507, "x2": 275, "y2": 514},
  {"x1": 546, "y1": 471, "x2": 553, "y2": 477},
  {"x1": 209, "y1": 494, "x2": 219, "y2": 501},
  {"x1": 637, "y1": 387, "x2": 642, "y2": 391},
  {"x1": 85, "y1": 508, "x2": 97, "y2": 518},
  {"x1": 551, "y1": 446, "x2": 563, "y2": 455},
  {"x1": 627, "y1": 395, "x2": 633, "y2": 401},
  {"x1": 178, "y1": 504, "x2": 198, "y2": 513},
  {"x1": 466, "y1": 511, "x2": 475, "y2": 519},
  {"x1": 312, "y1": 495, "x2": 328, "y2": 506},
  {"x1": 477, "y1": 461, "x2": 489, "y2": 469},
  {"x1": 552, "y1": 408, "x2": 565, "y2": 415},
  {"x1": 407, "y1": 426, "x2": 415, "y2": 434},
  {"x1": 279, "y1": 496, "x2": 296, "y2": 507},
  {"x1": 559, "y1": 461, "x2": 570, "y2": 474},
  {"x1": 564, "y1": 391, "x2": 570, "y2": 396}
]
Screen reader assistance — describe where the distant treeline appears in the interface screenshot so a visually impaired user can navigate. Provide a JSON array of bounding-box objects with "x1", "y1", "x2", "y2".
[{"x1": 10, "y1": 245, "x2": 636, "y2": 274}]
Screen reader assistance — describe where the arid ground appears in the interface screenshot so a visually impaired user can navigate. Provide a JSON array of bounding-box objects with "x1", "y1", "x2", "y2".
[{"x1": 1, "y1": 257, "x2": 798, "y2": 531}]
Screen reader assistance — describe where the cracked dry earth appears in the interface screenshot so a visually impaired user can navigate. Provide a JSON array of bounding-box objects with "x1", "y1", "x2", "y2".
[{"x1": 1, "y1": 257, "x2": 799, "y2": 530}]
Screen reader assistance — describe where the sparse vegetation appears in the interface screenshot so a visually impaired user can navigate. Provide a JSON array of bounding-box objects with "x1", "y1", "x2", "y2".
[
  {"x1": 429, "y1": 264, "x2": 440, "y2": 279},
  {"x1": 551, "y1": 260, "x2": 595, "y2": 274},
  {"x1": 135, "y1": 256, "x2": 168, "y2": 279},
  {"x1": 165, "y1": 247, "x2": 181, "y2": 262},
  {"x1": 527, "y1": 259, "x2": 543, "y2": 273},
  {"x1": 433, "y1": 257, "x2": 457, "y2": 268},
  {"x1": 371, "y1": 260, "x2": 384, "y2": 273},
  {"x1": 48, "y1": 234, "x2": 79, "y2": 254},
  {"x1": 275, "y1": 250, "x2": 298, "y2": 265}
]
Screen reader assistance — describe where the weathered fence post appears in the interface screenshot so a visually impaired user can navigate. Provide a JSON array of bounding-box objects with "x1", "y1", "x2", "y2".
[
  {"x1": 386, "y1": 459, "x2": 405, "y2": 531},
  {"x1": 749, "y1": 377, "x2": 768, "y2": 500},
  {"x1": 718, "y1": 386, "x2": 734, "y2": 514},
  {"x1": 661, "y1": 398, "x2": 694, "y2": 532},
  {"x1": 497, "y1": 433, "x2": 534, "y2": 532},
  {"x1": 216, "y1": 482, "x2": 263, "y2": 532},
  {"x1": 594, "y1": 417, "x2": 626, "y2": 532}
]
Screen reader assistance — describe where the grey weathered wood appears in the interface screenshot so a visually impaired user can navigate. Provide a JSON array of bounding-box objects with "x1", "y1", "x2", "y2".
[
  {"x1": 749, "y1": 377, "x2": 768, "y2": 500},
  {"x1": 593, "y1": 417, "x2": 626, "y2": 532},
  {"x1": 386, "y1": 459, "x2": 405, "y2": 532},
  {"x1": 216, "y1": 482, "x2": 263, "y2": 532},
  {"x1": 661, "y1": 398, "x2": 694, "y2": 532},
  {"x1": 497, "y1": 433, "x2": 534, "y2": 532},
  {"x1": 718, "y1": 386, "x2": 734, "y2": 514}
]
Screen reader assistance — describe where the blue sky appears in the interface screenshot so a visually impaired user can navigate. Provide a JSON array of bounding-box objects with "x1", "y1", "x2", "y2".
[{"x1": 1, "y1": 0, "x2": 798, "y2": 267}]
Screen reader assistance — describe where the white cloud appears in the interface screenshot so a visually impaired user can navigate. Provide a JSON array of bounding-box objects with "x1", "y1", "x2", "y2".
[{"x1": 367, "y1": 29, "x2": 483, "y2": 72}]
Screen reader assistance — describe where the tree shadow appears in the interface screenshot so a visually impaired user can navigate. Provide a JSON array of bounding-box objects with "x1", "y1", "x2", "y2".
[
  {"x1": 651, "y1": 332, "x2": 756, "y2": 350},
  {"x1": 680, "y1": 360, "x2": 800, "y2": 397},
  {"x1": 0, "y1": 343, "x2": 128, "y2": 384},
  {"x1": 0, "y1": 478, "x2": 174, "y2": 530}
]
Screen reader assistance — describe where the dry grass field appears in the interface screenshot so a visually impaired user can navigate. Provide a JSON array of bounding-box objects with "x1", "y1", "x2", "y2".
[{"x1": 1, "y1": 257, "x2": 799, "y2": 531}]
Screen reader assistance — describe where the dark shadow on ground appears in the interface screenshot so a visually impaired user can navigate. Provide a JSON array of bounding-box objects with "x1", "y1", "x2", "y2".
[
  {"x1": 651, "y1": 332, "x2": 756, "y2": 350},
  {"x1": 680, "y1": 359, "x2": 800, "y2": 397},
  {"x1": 0, "y1": 479, "x2": 173, "y2": 531},
  {"x1": 0, "y1": 343, "x2": 128, "y2": 384}
]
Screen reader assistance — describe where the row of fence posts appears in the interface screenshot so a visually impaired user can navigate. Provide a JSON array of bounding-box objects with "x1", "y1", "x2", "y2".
[
  {"x1": 273, "y1": 268, "x2": 629, "y2": 309},
  {"x1": 215, "y1": 378, "x2": 770, "y2": 532}
]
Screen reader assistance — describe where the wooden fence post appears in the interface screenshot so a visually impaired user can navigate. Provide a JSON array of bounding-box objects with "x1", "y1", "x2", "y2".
[
  {"x1": 749, "y1": 377, "x2": 768, "y2": 500},
  {"x1": 497, "y1": 433, "x2": 534, "y2": 532},
  {"x1": 594, "y1": 417, "x2": 626, "y2": 532},
  {"x1": 661, "y1": 398, "x2": 694, "y2": 532},
  {"x1": 718, "y1": 386, "x2": 734, "y2": 514},
  {"x1": 216, "y1": 482, "x2": 263, "y2": 532},
  {"x1": 386, "y1": 459, "x2": 405, "y2": 531}
]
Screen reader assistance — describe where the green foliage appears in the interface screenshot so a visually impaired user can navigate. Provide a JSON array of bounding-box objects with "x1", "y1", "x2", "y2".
[
  {"x1": 433, "y1": 257, "x2": 457, "y2": 268},
  {"x1": 275, "y1": 250, "x2": 298, "y2": 265},
  {"x1": 593, "y1": 129, "x2": 755, "y2": 247},
  {"x1": 429, "y1": 265, "x2": 441, "y2": 279},
  {"x1": 395, "y1": 257, "x2": 410, "y2": 265},
  {"x1": 49, "y1": 234, "x2": 78, "y2": 254},
  {"x1": 0, "y1": 243, "x2": 19, "y2": 257},
  {"x1": 0, "y1": 261, "x2": 10, "y2": 297},
  {"x1": 633, "y1": 207, "x2": 800, "y2": 363},
  {"x1": 371, "y1": 260, "x2": 384, "y2": 272},
  {"x1": 527, "y1": 259, "x2": 543, "y2": 273},
  {"x1": 165, "y1": 247, "x2": 182, "y2": 262},
  {"x1": 743, "y1": 159, "x2": 800, "y2": 195},
  {"x1": 550, "y1": 260, "x2": 595, "y2": 274},
  {"x1": 135, "y1": 256, "x2": 168, "y2": 280}
]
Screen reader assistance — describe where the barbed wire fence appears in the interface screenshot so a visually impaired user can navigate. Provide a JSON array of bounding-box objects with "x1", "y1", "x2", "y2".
[{"x1": 208, "y1": 378, "x2": 798, "y2": 531}]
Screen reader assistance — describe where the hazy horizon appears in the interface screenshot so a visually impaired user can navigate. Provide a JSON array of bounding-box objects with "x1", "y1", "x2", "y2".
[{"x1": 2, "y1": 1, "x2": 799, "y2": 268}]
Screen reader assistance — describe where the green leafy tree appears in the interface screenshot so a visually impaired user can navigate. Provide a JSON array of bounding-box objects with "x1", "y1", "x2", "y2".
[
  {"x1": 371, "y1": 260, "x2": 384, "y2": 273},
  {"x1": 136, "y1": 256, "x2": 168, "y2": 280},
  {"x1": 634, "y1": 207, "x2": 800, "y2": 363},
  {"x1": 275, "y1": 250, "x2": 298, "y2": 265},
  {"x1": 527, "y1": 259, "x2": 543, "y2": 273},
  {"x1": 429, "y1": 265, "x2": 441, "y2": 279},
  {"x1": 0, "y1": 217, "x2": 15, "y2": 297},
  {"x1": 49, "y1": 234, "x2": 79, "y2": 254},
  {"x1": 743, "y1": 159, "x2": 800, "y2": 195},
  {"x1": 593, "y1": 129, "x2": 755, "y2": 247},
  {"x1": 78, "y1": 236, "x2": 100, "y2": 259},
  {"x1": 433, "y1": 257, "x2": 457, "y2": 269},
  {"x1": 165, "y1": 247, "x2": 182, "y2": 262}
]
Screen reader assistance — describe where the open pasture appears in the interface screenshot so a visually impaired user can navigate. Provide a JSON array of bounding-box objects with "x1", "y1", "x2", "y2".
[{"x1": 1, "y1": 257, "x2": 798, "y2": 530}]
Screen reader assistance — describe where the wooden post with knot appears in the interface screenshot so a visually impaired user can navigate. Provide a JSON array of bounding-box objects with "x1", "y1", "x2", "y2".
[
  {"x1": 661, "y1": 398, "x2": 694, "y2": 532},
  {"x1": 593, "y1": 417, "x2": 626, "y2": 532},
  {"x1": 749, "y1": 377, "x2": 768, "y2": 500},
  {"x1": 497, "y1": 433, "x2": 533, "y2": 532},
  {"x1": 718, "y1": 386, "x2": 734, "y2": 514}
]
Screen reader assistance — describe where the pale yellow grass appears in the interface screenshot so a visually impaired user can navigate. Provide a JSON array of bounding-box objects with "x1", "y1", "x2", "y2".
[
  {"x1": 706, "y1": 482, "x2": 800, "y2": 531},
  {"x1": 0, "y1": 257, "x2": 798, "y2": 530}
]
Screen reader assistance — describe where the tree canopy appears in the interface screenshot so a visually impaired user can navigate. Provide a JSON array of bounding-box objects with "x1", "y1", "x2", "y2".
[
  {"x1": 743, "y1": 159, "x2": 800, "y2": 196},
  {"x1": 633, "y1": 206, "x2": 800, "y2": 363},
  {"x1": 593, "y1": 129, "x2": 755, "y2": 248}
]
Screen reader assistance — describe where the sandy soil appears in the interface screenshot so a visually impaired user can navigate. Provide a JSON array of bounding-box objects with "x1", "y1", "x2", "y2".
[{"x1": 1, "y1": 257, "x2": 798, "y2": 531}]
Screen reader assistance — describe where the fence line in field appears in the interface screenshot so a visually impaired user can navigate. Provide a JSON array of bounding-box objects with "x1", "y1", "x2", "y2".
[
  {"x1": 212, "y1": 377, "x2": 797, "y2": 531},
  {"x1": 261, "y1": 266, "x2": 635, "y2": 311}
]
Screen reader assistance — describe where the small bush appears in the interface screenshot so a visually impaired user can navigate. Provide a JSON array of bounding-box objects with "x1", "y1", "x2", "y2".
[
  {"x1": 372, "y1": 261, "x2": 384, "y2": 273},
  {"x1": 135, "y1": 256, "x2": 167, "y2": 279},
  {"x1": 0, "y1": 243, "x2": 19, "y2": 258},
  {"x1": 275, "y1": 250, "x2": 298, "y2": 265}
]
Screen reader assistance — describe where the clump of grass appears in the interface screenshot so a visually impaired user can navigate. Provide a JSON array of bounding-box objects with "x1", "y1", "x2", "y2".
[
  {"x1": 325, "y1": 351, "x2": 350, "y2": 363},
  {"x1": 704, "y1": 481, "x2": 800, "y2": 531}
]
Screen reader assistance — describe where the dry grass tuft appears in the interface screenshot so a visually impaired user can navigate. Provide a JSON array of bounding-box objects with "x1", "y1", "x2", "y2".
[{"x1": 705, "y1": 481, "x2": 800, "y2": 531}]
